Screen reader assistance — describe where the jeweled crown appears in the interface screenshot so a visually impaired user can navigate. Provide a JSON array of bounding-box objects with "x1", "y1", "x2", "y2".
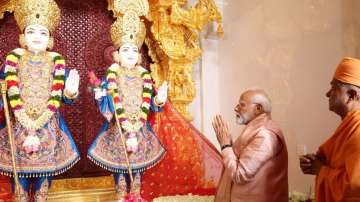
[{"x1": 14, "y1": 0, "x2": 61, "y2": 33}]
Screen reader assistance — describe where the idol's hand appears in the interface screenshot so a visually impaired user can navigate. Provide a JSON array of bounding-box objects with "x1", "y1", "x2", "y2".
[
  {"x1": 65, "y1": 69, "x2": 80, "y2": 96},
  {"x1": 156, "y1": 81, "x2": 168, "y2": 105},
  {"x1": 94, "y1": 88, "x2": 106, "y2": 100},
  {"x1": 23, "y1": 130, "x2": 40, "y2": 154},
  {"x1": 126, "y1": 133, "x2": 138, "y2": 153}
]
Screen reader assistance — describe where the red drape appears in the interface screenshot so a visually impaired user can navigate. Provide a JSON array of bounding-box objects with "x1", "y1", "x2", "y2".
[
  {"x1": 0, "y1": 175, "x2": 11, "y2": 202},
  {"x1": 142, "y1": 103, "x2": 223, "y2": 201}
]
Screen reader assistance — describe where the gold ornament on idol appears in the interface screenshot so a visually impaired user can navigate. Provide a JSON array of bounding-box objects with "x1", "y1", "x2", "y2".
[
  {"x1": 19, "y1": 52, "x2": 53, "y2": 120},
  {"x1": 110, "y1": 0, "x2": 148, "y2": 49},
  {"x1": 117, "y1": 66, "x2": 143, "y2": 129},
  {"x1": 14, "y1": 0, "x2": 61, "y2": 33}
]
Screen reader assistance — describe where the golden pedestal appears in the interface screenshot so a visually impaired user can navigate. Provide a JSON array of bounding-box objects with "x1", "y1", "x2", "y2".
[
  {"x1": 48, "y1": 176, "x2": 215, "y2": 202},
  {"x1": 48, "y1": 176, "x2": 117, "y2": 202}
]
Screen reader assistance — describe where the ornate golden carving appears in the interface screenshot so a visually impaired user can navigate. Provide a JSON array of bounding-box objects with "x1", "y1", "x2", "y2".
[
  {"x1": 0, "y1": 0, "x2": 15, "y2": 20},
  {"x1": 145, "y1": 0, "x2": 223, "y2": 120},
  {"x1": 171, "y1": 0, "x2": 224, "y2": 36}
]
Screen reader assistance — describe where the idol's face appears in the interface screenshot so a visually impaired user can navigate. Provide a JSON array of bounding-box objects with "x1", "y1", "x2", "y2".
[
  {"x1": 326, "y1": 80, "x2": 348, "y2": 116},
  {"x1": 24, "y1": 24, "x2": 50, "y2": 53},
  {"x1": 118, "y1": 43, "x2": 139, "y2": 69}
]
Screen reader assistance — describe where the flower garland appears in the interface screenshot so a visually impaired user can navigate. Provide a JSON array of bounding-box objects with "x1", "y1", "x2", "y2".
[
  {"x1": 106, "y1": 63, "x2": 152, "y2": 133},
  {"x1": 4, "y1": 50, "x2": 65, "y2": 130}
]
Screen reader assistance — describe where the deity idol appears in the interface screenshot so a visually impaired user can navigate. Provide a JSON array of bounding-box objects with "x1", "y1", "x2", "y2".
[
  {"x1": 87, "y1": 1, "x2": 167, "y2": 200},
  {"x1": 88, "y1": 0, "x2": 223, "y2": 201},
  {"x1": 0, "y1": 0, "x2": 80, "y2": 201}
]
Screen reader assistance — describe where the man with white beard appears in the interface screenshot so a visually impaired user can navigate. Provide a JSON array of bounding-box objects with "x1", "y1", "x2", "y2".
[{"x1": 213, "y1": 89, "x2": 288, "y2": 202}]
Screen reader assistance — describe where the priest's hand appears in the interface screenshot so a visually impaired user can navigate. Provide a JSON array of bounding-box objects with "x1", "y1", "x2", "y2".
[
  {"x1": 64, "y1": 69, "x2": 80, "y2": 98},
  {"x1": 212, "y1": 114, "x2": 232, "y2": 147},
  {"x1": 299, "y1": 153, "x2": 324, "y2": 175}
]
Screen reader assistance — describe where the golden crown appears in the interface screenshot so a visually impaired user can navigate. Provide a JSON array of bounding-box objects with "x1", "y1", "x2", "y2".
[
  {"x1": 14, "y1": 0, "x2": 61, "y2": 33},
  {"x1": 110, "y1": 0, "x2": 149, "y2": 48}
]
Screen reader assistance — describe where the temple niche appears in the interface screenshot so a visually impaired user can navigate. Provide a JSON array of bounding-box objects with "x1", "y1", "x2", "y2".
[{"x1": 0, "y1": 0, "x2": 222, "y2": 201}]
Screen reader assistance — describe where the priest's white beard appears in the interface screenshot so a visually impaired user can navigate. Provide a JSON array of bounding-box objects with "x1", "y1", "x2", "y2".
[{"x1": 236, "y1": 113, "x2": 250, "y2": 125}]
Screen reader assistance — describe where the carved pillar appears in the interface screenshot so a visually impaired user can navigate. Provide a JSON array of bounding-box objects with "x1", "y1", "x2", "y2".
[
  {"x1": 168, "y1": 59, "x2": 196, "y2": 120},
  {"x1": 146, "y1": 0, "x2": 222, "y2": 121}
]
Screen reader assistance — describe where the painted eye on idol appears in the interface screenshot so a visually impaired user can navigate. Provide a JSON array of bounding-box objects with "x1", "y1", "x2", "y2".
[
  {"x1": 25, "y1": 28, "x2": 35, "y2": 35},
  {"x1": 40, "y1": 31, "x2": 48, "y2": 36}
]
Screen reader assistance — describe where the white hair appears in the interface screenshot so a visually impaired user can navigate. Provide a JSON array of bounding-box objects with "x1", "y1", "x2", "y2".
[{"x1": 244, "y1": 88, "x2": 272, "y2": 113}]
